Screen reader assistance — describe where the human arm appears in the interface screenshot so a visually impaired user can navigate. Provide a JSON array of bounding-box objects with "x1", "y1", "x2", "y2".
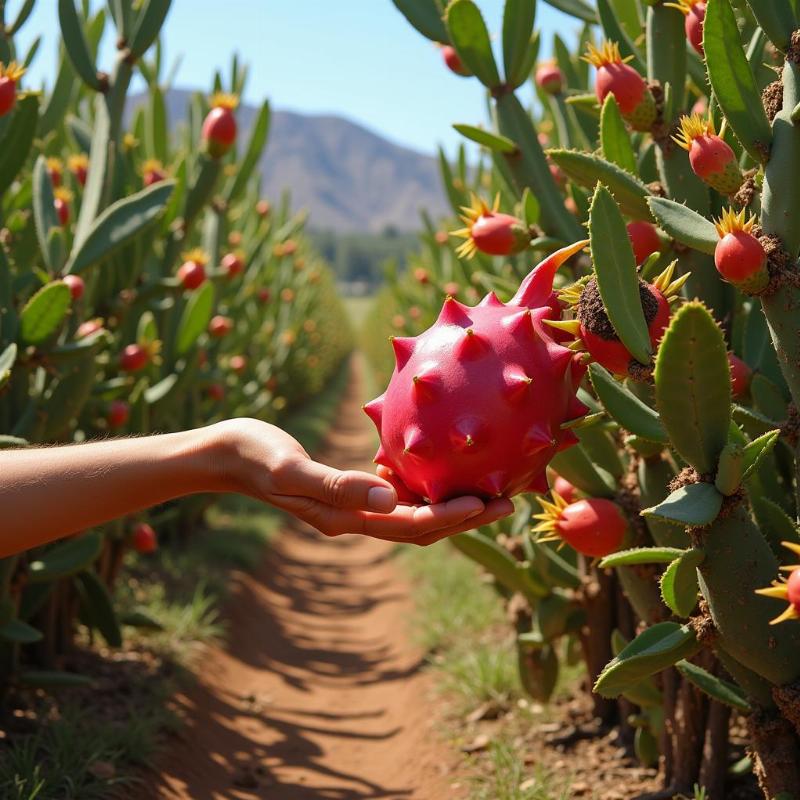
[{"x1": 0, "y1": 417, "x2": 514, "y2": 557}]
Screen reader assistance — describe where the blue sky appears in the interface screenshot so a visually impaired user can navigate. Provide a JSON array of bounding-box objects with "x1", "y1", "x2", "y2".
[{"x1": 15, "y1": 1, "x2": 580, "y2": 156}]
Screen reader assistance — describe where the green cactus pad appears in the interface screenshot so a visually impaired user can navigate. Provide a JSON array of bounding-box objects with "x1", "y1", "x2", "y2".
[
  {"x1": 660, "y1": 549, "x2": 704, "y2": 617},
  {"x1": 675, "y1": 660, "x2": 751, "y2": 712},
  {"x1": 594, "y1": 621, "x2": 701, "y2": 698},
  {"x1": 703, "y1": 0, "x2": 772, "y2": 163},
  {"x1": 654, "y1": 302, "x2": 731, "y2": 474},
  {"x1": 547, "y1": 149, "x2": 654, "y2": 220},
  {"x1": 642, "y1": 483, "x2": 724, "y2": 527},
  {"x1": 445, "y1": 0, "x2": 501, "y2": 89}
]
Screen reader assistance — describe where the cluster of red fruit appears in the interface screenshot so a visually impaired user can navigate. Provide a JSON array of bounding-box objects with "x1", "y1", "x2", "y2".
[
  {"x1": 46, "y1": 155, "x2": 89, "y2": 227},
  {"x1": 174, "y1": 248, "x2": 248, "y2": 291}
]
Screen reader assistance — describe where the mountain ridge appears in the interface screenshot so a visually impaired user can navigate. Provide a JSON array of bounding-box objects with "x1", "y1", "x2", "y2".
[{"x1": 130, "y1": 89, "x2": 450, "y2": 233}]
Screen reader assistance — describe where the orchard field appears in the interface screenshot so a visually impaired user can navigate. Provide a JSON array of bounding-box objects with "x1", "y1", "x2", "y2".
[{"x1": 3, "y1": 0, "x2": 800, "y2": 798}]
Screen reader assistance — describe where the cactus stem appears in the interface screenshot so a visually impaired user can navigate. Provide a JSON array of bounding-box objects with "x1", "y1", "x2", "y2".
[{"x1": 760, "y1": 56, "x2": 800, "y2": 407}]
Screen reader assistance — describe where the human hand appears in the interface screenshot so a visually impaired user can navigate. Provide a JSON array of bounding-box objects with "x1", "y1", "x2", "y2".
[{"x1": 210, "y1": 418, "x2": 515, "y2": 545}]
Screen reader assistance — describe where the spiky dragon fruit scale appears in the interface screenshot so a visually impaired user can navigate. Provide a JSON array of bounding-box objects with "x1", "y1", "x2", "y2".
[{"x1": 364, "y1": 242, "x2": 589, "y2": 504}]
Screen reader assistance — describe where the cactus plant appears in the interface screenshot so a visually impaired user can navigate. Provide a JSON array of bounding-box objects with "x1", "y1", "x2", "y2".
[
  {"x1": 379, "y1": 0, "x2": 800, "y2": 795},
  {"x1": 0, "y1": 0, "x2": 352, "y2": 699}
]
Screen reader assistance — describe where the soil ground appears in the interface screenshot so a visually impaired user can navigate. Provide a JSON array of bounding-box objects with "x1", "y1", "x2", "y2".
[{"x1": 139, "y1": 355, "x2": 461, "y2": 799}]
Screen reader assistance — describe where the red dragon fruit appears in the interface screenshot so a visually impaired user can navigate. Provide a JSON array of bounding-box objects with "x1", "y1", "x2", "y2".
[
  {"x1": 545, "y1": 262, "x2": 688, "y2": 377},
  {"x1": 363, "y1": 241, "x2": 590, "y2": 504}
]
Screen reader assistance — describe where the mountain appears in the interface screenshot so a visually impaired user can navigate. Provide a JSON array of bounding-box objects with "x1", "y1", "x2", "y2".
[
  {"x1": 130, "y1": 90, "x2": 450, "y2": 233},
  {"x1": 261, "y1": 110, "x2": 451, "y2": 233}
]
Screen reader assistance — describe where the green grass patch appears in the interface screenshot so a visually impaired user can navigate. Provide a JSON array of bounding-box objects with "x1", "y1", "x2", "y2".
[
  {"x1": 401, "y1": 542, "x2": 583, "y2": 800},
  {"x1": 0, "y1": 685, "x2": 177, "y2": 800},
  {"x1": 116, "y1": 500, "x2": 283, "y2": 665},
  {"x1": 402, "y1": 542, "x2": 518, "y2": 716},
  {"x1": 470, "y1": 740, "x2": 573, "y2": 800}
]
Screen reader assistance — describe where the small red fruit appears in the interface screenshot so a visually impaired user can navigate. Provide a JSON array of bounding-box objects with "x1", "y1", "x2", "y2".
[
  {"x1": 62, "y1": 274, "x2": 84, "y2": 300},
  {"x1": 755, "y1": 543, "x2": 800, "y2": 624},
  {"x1": 120, "y1": 344, "x2": 149, "y2": 373},
  {"x1": 551, "y1": 474, "x2": 578, "y2": 505},
  {"x1": 177, "y1": 249, "x2": 207, "y2": 291},
  {"x1": 443, "y1": 281, "x2": 460, "y2": 297},
  {"x1": 142, "y1": 158, "x2": 166, "y2": 187},
  {"x1": 728, "y1": 352, "x2": 752, "y2": 399},
  {"x1": 221, "y1": 250, "x2": 244, "y2": 278},
  {"x1": 206, "y1": 383, "x2": 225, "y2": 401},
  {"x1": 132, "y1": 523, "x2": 158, "y2": 554},
  {"x1": 788, "y1": 569, "x2": 800, "y2": 612},
  {"x1": 666, "y1": 0, "x2": 706, "y2": 55},
  {"x1": 68, "y1": 154, "x2": 89, "y2": 186},
  {"x1": 414, "y1": 268, "x2": 430, "y2": 285},
  {"x1": 534, "y1": 495, "x2": 627, "y2": 558},
  {"x1": 536, "y1": 62, "x2": 565, "y2": 95},
  {"x1": 626, "y1": 221, "x2": 661, "y2": 265},
  {"x1": 77, "y1": 318, "x2": 104, "y2": 338},
  {"x1": 575, "y1": 276, "x2": 671, "y2": 376},
  {"x1": 106, "y1": 400, "x2": 130, "y2": 429},
  {"x1": 46, "y1": 157, "x2": 63, "y2": 187},
  {"x1": 54, "y1": 188, "x2": 72, "y2": 226},
  {"x1": 202, "y1": 93, "x2": 238, "y2": 158},
  {"x1": 257, "y1": 288, "x2": 271, "y2": 304},
  {"x1": 256, "y1": 200, "x2": 271, "y2": 218},
  {"x1": 441, "y1": 45, "x2": 471, "y2": 77},
  {"x1": 279, "y1": 239, "x2": 298, "y2": 257},
  {"x1": 674, "y1": 114, "x2": 743, "y2": 195},
  {"x1": 585, "y1": 42, "x2": 656, "y2": 132},
  {"x1": 208, "y1": 315, "x2": 233, "y2": 338},
  {"x1": 714, "y1": 209, "x2": 768, "y2": 293},
  {"x1": 453, "y1": 195, "x2": 530, "y2": 258},
  {"x1": 434, "y1": 231, "x2": 449, "y2": 246},
  {"x1": 549, "y1": 163, "x2": 566, "y2": 188},
  {"x1": 0, "y1": 62, "x2": 25, "y2": 116},
  {"x1": 229, "y1": 354, "x2": 247, "y2": 373}
]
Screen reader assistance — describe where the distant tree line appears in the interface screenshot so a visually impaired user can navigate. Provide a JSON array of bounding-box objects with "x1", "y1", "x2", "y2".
[{"x1": 310, "y1": 227, "x2": 419, "y2": 293}]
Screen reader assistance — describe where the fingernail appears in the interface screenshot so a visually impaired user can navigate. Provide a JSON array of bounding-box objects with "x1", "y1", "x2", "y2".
[{"x1": 368, "y1": 486, "x2": 397, "y2": 512}]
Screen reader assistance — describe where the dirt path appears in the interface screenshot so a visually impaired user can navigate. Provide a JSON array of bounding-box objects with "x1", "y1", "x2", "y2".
[{"x1": 144, "y1": 356, "x2": 460, "y2": 799}]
